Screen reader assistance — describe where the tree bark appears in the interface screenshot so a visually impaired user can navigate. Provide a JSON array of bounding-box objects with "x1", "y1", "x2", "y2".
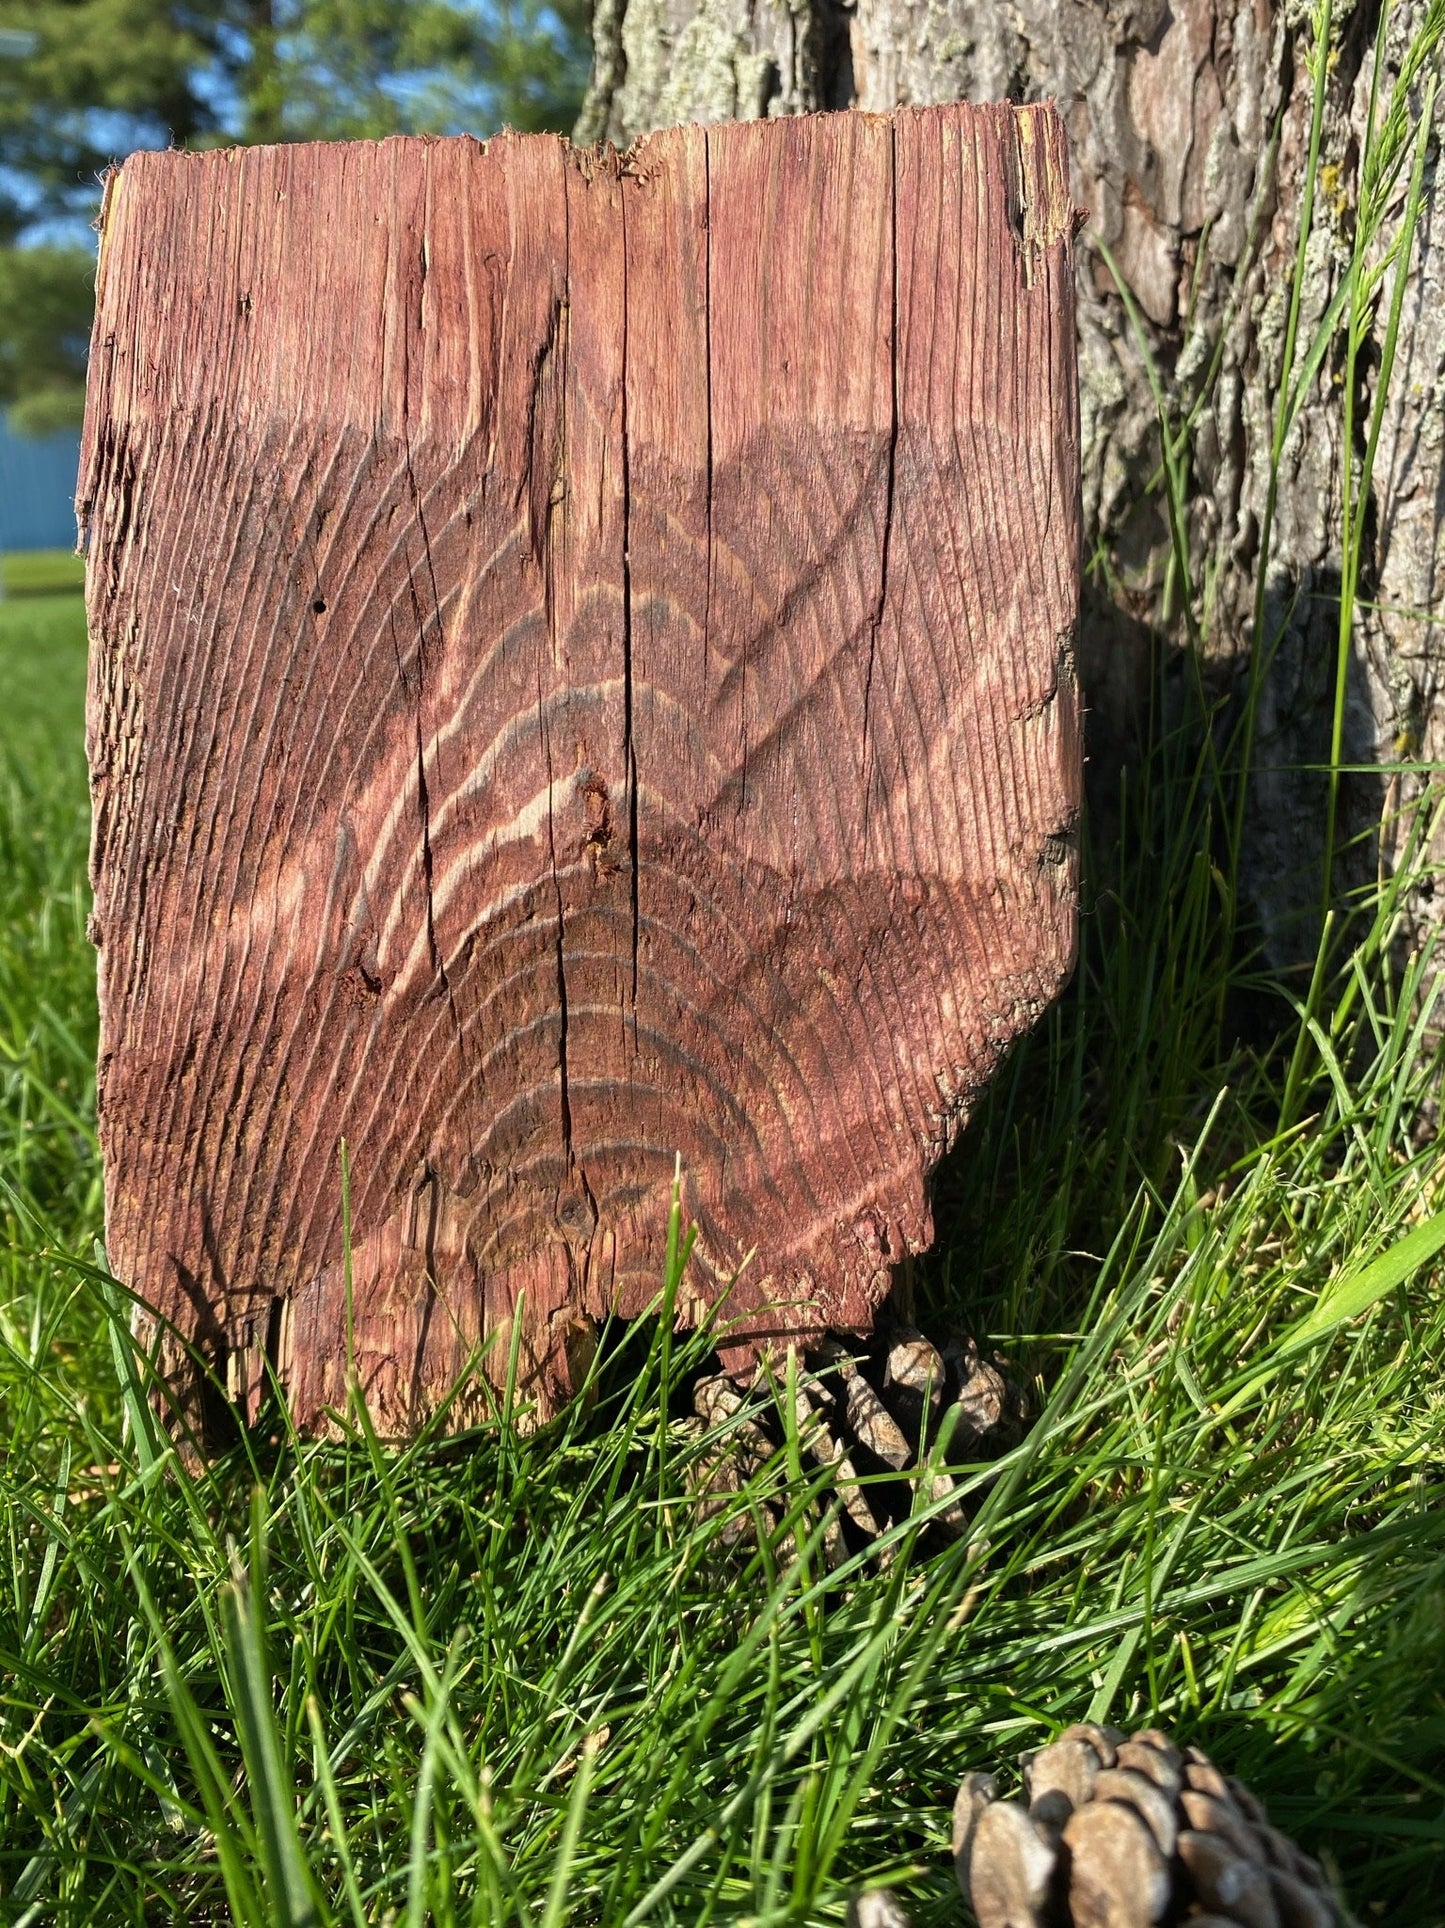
[{"x1": 579, "y1": 0, "x2": 1445, "y2": 970}]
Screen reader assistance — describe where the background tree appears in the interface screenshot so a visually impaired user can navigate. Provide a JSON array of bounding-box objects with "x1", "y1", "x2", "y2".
[
  {"x1": 577, "y1": 0, "x2": 1444, "y2": 973},
  {"x1": 0, "y1": 245, "x2": 98, "y2": 434},
  {"x1": 0, "y1": 0, "x2": 590, "y2": 431}
]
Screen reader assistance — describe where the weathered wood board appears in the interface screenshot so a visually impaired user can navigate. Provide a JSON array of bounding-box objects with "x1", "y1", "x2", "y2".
[{"x1": 80, "y1": 103, "x2": 1082, "y2": 1436}]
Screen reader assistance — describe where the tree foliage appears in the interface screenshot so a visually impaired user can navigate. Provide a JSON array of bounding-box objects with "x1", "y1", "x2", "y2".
[
  {"x1": 0, "y1": 244, "x2": 96, "y2": 432},
  {"x1": 0, "y1": 0, "x2": 591, "y2": 432}
]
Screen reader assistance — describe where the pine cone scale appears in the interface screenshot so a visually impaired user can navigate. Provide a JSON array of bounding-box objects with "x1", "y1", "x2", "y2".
[{"x1": 950, "y1": 1724, "x2": 1342, "y2": 1928}]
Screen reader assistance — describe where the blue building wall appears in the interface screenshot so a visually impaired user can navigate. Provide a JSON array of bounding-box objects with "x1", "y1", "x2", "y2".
[{"x1": 0, "y1": 414, "x2": 81, "y2": 553}]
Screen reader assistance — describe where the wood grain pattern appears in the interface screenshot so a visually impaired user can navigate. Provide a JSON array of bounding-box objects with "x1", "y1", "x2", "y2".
[{"x1": 80, "y1": 104, "x2": 1082, "y2": 1436}]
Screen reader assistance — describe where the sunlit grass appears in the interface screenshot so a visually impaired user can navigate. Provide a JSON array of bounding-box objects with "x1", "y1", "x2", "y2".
[
  {"x1": 0, "y1": 550, "x2": 86, "y2": 599},
  {"x1": 2, "y1": 6, "x2": 1445, "y2": 1916},
  {"x1": 4, "y1": 559, "x2": 1445, "y2": 1928}
]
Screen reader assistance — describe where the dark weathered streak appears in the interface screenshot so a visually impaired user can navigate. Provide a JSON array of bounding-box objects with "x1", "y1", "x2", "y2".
[{"x1": 81, "y1": 106, "x2": 1082, "y2": 1435}]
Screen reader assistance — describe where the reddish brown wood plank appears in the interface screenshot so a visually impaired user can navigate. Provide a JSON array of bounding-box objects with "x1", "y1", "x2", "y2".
[{"x1": 80, "y1": 105, "x2": 1082, "y2": 1436}]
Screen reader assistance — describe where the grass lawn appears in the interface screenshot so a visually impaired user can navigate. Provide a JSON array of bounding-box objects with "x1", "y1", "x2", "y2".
[
  {"x1": 0, "y1": 550, "x2": 87, "y2": 599},
  {"x1": 3, "y1": 564, "x2": 1445, "y2": 1928},
  {"x1": 3, "y1": 31, "x2": 1445, "y2": 1911}
]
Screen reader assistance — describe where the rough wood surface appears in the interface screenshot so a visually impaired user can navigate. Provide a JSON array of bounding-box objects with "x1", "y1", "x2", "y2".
[
  {"x1": 81, "y1": 103, "x2": 1082, "y2": 1435},
  {"x1": 582, "y1": 0, "x2": 1445, "y2": 976}
]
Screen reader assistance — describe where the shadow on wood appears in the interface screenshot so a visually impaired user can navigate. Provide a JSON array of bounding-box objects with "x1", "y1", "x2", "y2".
[{"x1": 80, "y1": 103, "x2": 1082, "y2": 1437}]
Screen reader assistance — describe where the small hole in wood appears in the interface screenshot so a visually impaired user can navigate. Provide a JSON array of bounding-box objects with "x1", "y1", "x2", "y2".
[{"x1": 312, "y1": 597, "x2": 327, "y2": 615}]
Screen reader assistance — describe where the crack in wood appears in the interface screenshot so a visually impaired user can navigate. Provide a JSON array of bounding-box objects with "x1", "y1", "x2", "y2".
[
  {"x1": 619, "y1": 173, "x2": 640, "y2": 1017},
  {"x1": 399, "y1": 246, "x2": 466, "y2": 1058},
  {"x1": 861, "y1": 116, "x2": 899, "y2": 857}
]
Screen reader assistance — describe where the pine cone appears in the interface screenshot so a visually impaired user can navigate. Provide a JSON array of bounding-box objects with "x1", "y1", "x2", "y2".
[
  {"x1": 683, "y1": 1325, "x2": 1026, "y2": 1556},
  {"x1": 953, "y1": 1724, "x2": 1341, "y2": 1928}
]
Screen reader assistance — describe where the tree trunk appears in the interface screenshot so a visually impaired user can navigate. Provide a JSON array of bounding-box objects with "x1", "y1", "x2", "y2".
[{"x1": 579, "y1": 0, "x2": 1445, "y2": 970}]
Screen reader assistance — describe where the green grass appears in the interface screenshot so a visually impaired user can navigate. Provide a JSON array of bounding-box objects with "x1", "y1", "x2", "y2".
[
  {"x1": 2, "y1": 10, "x2": 1445, "y2": 1917},
  {"x1": 0, "y1": 550, "x2": 86, "y2": 599}
]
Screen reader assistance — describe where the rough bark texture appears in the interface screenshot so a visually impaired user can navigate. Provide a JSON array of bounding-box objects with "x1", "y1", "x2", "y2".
[
  {"x1": 80, "y1": 106, "x2": 1081, "y2": 1436},
  {"x1": 579, "y1": 0, "x2": 1445, "y2": 969}
]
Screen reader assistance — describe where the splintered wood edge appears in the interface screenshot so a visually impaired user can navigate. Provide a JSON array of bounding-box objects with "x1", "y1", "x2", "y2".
[{"x1": 86, "y1": 100, "x2": 1081, "y2": 269}]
